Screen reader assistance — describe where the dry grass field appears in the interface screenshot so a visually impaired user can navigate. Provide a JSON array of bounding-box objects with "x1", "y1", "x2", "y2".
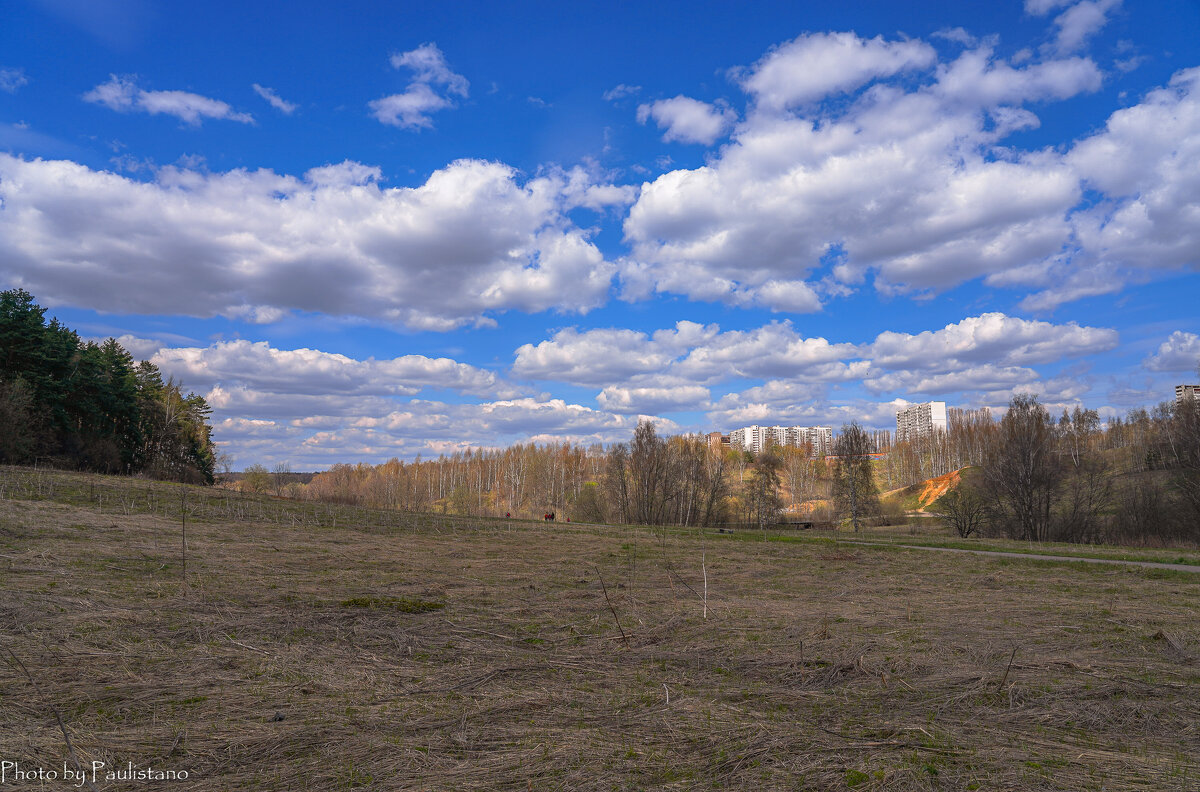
[{"x1": 1, "y1": 467, "x2": 1198, "y2": 790}]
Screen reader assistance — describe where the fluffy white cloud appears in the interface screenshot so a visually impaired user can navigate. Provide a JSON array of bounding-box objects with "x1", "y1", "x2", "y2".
[
  {"x1": 223, "y1": 395, "x2": 664, "y2": 469},
  {"x1": 1049, "y1": 0, "x2": 1121, "y2": 54},
  {"x1": 83, "y1": 75, "x2": 254, "y2": 125},
  {"x1": 980, "y1": 374, "x2": 1093, "y2": 406},
  {"x1": 554, "y1": 163, "x2": 637, "y2": 211},
  {"x1": 710, "y1": 380, "x2": 825, "y2": 410},
  {"x1": 370, "y1": 83, "x2": 451, "y2": 129},
  {"x1": 514, "y1": 327, "x2": 678, "y2": 384},
  {"x1": 673, "y1": 323, "x2": 865, "y2": 382},
  {"x1": 512, "y1": 321, "x2": 716, "y2": 385},
  {"x1": 0, "y1": 155, "x2": 624, "y2": 329},
  {"x1": 252, "y1": 84, "x2": 297, "y2": 114},
  {"x1": 0, "y1": 68, "x2": 28, "y2": 93},
  {"x1": 205, "y1": 385, "x2": 396, "y2": 421},
  {"x1": 513, "y1": 320, "x2": 861, "y2": 387},
  {"x1": 390, "y1": 43, "x2": 469, "y2": 95},
  {"x1": 1144, "y1": 331, "x2": 1200, "y2": 372},
  {"x1": 514, "y1": 313, "x2": 1115, "y2": 406},
  {"x1": 1040, "y1": 67, "x2": 1200, "y2": 310},
  {"x1": 161, "y1": 340, "x2": 662, "y2": 468},
  {"x1": 637, "y1": 96, "x2": 736, "y2": 145},
  {"x1": 864, "y1": 364, "x2": 1040, "y2": 395},
  {"x1": 867, "y1": 313, "x2": 1118, "y2": 371},
  {"x1": 371, "y1": 43, "x2": 467, "y2": 129},
  {"x1": 624, "y1": 41, "x2": 1104, "y2": 311},
  {"x1": 596, "y1": 385, "x2": 710, "y2": 414},
  {"x1": 932, "y1": 48, "x2": 1101, "y2": 106},
  {"x1": 151, "y1": 339, "x2": 516, "y2": 399},
  {"x1": 100, "y1": 334, "x2": 174, "y2": 361},
  {"x1": 740, "y1": 32, "x2": 937, "y2": 109}
]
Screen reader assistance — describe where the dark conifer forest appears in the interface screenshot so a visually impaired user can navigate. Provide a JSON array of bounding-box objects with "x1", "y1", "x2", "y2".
[{"x1": 0, "y1": 289, "x2": 215, "y2": 483}]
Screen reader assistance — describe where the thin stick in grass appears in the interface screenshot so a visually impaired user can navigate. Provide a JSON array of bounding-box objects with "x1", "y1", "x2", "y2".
[
  {"x1": 5, "y1": 648, "x2": 100, "y2": 792},
  {"x1": 998, "y1": 647, "x2": 1017, "y2": 691},
  {"x1": 597, "y1": 568, "x2": 629, "y2": 646},
  {"x1": 180, "y1": 486, "x2": 188, "y2": 582}
]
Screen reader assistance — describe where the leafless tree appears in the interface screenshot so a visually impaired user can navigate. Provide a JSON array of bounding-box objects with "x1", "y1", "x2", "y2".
[
  {"x1": 982, "y1": 394, "x2": 1059, "y2": 541},
  {"x1": 629, "y1": 419, "x2": 675, "y2": 525},
  {"x1": 744, "y1": 446, "x2": 783, "y2": 530},
  {"x1": 603, "y1": 442, "x2": 631, "y2": 523},
  {"x1": 932, "y1": 480, "x2": 989, "y2": 538},
  {"x1": 833, "y1": 423, "x2": 879, "y2": 531}
]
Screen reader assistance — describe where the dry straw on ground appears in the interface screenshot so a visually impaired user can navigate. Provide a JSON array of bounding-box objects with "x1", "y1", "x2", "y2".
[{"x1": 1, "y1": 466, "x2": 1197, "y2": 790}]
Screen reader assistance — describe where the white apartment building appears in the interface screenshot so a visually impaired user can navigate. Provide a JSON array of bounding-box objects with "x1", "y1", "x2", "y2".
[
  {"x1": 728, "y1": 425, "x2": 833, "y2": 456},
  {"x1": 895, "y1": 401, "x2": 948, "y2": 442},
  {"x1": 1177, "y1": 384, "x2": 1200, "y2": 406},
  {"x1": 791, "y1": 425, "x2": 833, "y2": 456}
]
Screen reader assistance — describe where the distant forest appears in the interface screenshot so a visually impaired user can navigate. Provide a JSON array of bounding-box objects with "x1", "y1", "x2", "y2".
[{"x1": 0, "y1": 289, "x2": 215, "y2": 483}]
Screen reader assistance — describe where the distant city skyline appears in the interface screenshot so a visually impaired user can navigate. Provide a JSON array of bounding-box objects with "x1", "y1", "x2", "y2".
[{"x1": 1, "y1": 1, "x2": 1198, "y2": 468}]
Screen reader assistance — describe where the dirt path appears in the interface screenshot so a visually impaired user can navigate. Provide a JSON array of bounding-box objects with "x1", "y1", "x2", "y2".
[{"x1": 835, "y1": 539, "x2": 1200, "y2": 573}]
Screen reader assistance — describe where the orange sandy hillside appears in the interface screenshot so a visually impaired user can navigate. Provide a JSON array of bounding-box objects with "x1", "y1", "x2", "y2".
[
  {"x1": 916, "y1": 469, "x2": 962, "y2": 511},
  {"x1": 880, "y1": 468, "x2": 965, "y2": 513}
]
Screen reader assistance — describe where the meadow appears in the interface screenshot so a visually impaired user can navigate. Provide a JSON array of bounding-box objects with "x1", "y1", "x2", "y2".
[{"x1": 1, "y1": 467, "x2": 1197, "y2": 790}]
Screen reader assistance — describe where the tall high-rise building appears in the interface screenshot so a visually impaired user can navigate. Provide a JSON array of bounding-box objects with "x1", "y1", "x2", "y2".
[
  {"x1": 895, "y1": 401, "x2": 948, "y2": 442},
  {"x1": 1176, "y1": 384, "x2": 1200, "y2": 407}
]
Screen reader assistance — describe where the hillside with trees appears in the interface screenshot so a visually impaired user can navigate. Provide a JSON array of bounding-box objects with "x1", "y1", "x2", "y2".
[{"x1": 0, "y1": 289, "x2": 215, "y2": 482}]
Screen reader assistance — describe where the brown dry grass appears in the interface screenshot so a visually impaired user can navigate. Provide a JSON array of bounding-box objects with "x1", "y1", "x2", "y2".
[{"x1": 1, "y1": 466, "x2": 1198, "y2": 790}]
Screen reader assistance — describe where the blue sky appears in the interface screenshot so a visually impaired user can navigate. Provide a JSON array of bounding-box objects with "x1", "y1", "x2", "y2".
[{"x1": 2, "y1": 0, "x2": 1199, "y2": 469}]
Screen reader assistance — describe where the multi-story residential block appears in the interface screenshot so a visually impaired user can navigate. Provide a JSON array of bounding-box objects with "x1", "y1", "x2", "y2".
[
  {"x1": 729, "y1": 425, "x2": 765, "y2": 453},
  {"x1": 727, "y1": 425, "x2": 832, "y2": 456},
  {"x1": 1176, "y1": 384, "x2": 1200, "y2": 407},
  {"x1": 895, "y1": 401, "x2": 948, "y2": 442},
  {"x1": 794, "y1": 425, "x2": 833, "y2": 456},
  {"x1": 706, "y1": 431, "x2": 731, "y2": 451}
]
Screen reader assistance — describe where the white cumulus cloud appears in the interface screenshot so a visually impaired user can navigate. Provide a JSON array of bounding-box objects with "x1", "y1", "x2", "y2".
[
  {"x1": 1049, "y1": 0, "x2": 1122, "y2": 54},
  {"x1": 867, "y1": 313, "x2": 1118, "y2": 371},
  {"x1": 152, "y1": 339, "x2": 517, "y2": 399},
  {"x1": 740, "y1": 32, "x2": 937, "y2": 109},
  {"x1": 596, "y1": 385, "x2": 711, "y2": 414},
  {"x1": 0, "y1": 155, "x2": 627, "y2": 330},
  {"x1": 621, "y1": 36, "x2": 1121, "y2": 312},
  {"x1": 637, "y1": 96, "x2": 737, "y2": 145},
  {"x1": 371, "y1": 43, "x2": 468, "y2": 129},
  {"x1": 1144, "y1": 331, "x2": 1200, "y2": 372}
]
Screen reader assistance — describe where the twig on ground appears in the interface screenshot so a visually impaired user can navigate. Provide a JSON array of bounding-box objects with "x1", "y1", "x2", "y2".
[
  {"x1": 998, "y1": 647, "x2": 1017, "y2": 691},
  {"x1": 597, "y1": 568, "x2": 629, "y2": 646}
]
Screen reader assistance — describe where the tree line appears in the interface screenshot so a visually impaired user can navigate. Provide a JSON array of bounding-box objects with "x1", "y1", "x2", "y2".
[
  {"x1": 291, "y1": 386, "x2": 1200, "y2": 546},
  {"x1": 290, "y1": 420, "x2": 876, "y2": 530},
  {"x1": 0, "y1": 289, "x2": 216, "y2": 482},
  {"x1": 937, "y1": 393, "x2": 1200, "y2": 544}
]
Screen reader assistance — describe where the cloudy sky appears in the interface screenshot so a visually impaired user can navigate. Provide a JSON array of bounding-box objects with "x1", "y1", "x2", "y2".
[{"x1": 2, "y1": 0, "x2": 1198, "y2": 469}]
